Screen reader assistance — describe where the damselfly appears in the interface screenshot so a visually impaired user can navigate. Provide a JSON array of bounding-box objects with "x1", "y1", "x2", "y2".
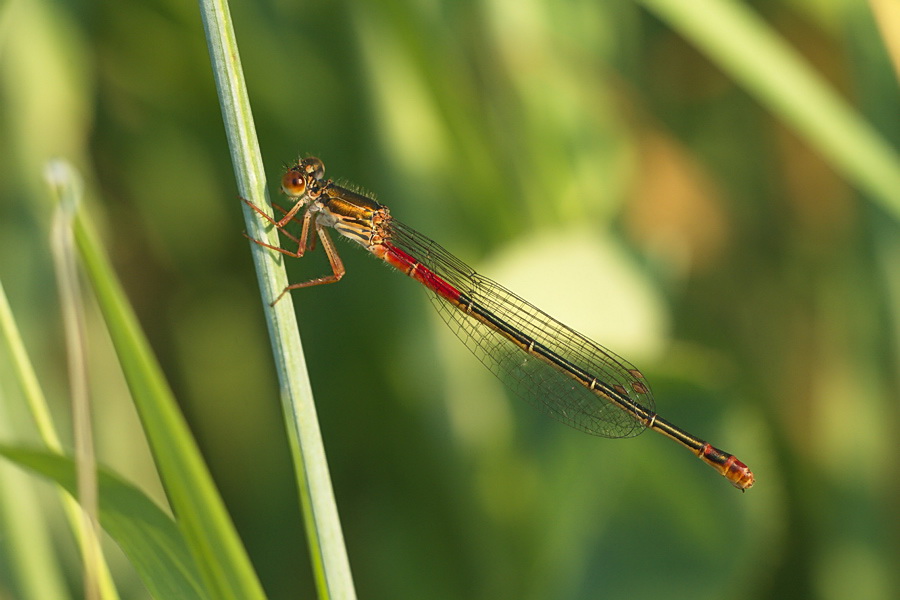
[{"x1": 243, "y1": 157, "x2": 754, "y2": 490}]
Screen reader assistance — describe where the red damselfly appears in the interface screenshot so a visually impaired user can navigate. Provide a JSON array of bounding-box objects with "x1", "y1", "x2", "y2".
[{"x1": 243, "y1": 157, "x2": 754, "y2": 490}]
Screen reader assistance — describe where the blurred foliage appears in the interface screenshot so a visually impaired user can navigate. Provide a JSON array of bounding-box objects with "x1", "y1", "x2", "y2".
[{"x1": 1, "y1": 0, "x2": 899, "y2": 599}]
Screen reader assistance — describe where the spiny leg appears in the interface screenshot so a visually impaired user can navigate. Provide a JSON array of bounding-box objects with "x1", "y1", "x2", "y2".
[
  {"x1": 272, "y1": 203, "x2": 317, "y2": 252},
  {"x1": 241, "y1": 198, "x2": 346, "y2": 305},
  {"x1": 241, "y1": 197, "x2": 313, "y2": 258},
  {"x1": 271, "y1": 226, "x2": 345, "y2": 305},
  {"x1": 273, "y1": 197, "x2": 306, "y2": 229}
]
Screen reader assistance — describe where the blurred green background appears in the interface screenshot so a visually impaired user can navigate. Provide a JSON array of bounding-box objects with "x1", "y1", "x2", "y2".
[{"x1": 2, "y1": 0, "x2": 899, "y2": 598}]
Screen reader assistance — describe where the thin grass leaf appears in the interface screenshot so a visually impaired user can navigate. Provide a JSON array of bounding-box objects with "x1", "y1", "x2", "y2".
[
  {"x1": 48, "y1": 159, "x2": 104, "y2": 600},
  {"x1": 0, "y1": 446, "x2": 207, "y2": 600},
  {"x1": 0, "y1": 392, "x2": 71, "y2": 600},
  {"x1": 198, "y1": 0, "x2": 356, "y2": 597},
  {"x1": 48, "y1": 159, "x2": 267, "y2": 599},
  {"x1": 2, "y1": 216, "x2": 118, "y2": 599},
  {"x1": 640, "y1": 0, "x2": 900, "y2": 219}
]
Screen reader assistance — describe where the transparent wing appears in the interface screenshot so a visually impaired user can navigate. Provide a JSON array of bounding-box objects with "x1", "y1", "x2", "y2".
[{"x1": 388, "y1": 220, "x2": 654, "y2": 439}]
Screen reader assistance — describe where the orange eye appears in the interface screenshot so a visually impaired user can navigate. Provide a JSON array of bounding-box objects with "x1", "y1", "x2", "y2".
[{"x1": 281, "y1": 170, "x2": 306, "y2": 197}]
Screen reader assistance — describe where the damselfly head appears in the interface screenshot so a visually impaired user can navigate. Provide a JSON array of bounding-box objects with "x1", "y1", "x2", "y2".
[{"x1": 282, "y1": 157, "x2": 326, "y2": 199}]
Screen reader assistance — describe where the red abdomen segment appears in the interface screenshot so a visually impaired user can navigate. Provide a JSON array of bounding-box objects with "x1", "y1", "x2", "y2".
[{"x1": 373, "y1": 243, "x2": 464, "y2": 303}]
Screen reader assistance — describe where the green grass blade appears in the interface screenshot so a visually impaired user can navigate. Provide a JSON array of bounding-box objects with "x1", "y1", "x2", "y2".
[
  {"x1": 640, "y1": 0, "x2": 900, "y2": 219},
  {"x1": 46, "y1": 160, "x2": 267, "y2": 599},
  {"x1": 198, "y1": 0, "x2": 357, "y2": 597},
  {"x1": 0, "y1": 279, "x2": 61, "y2": 450},
  {"x1": 0, "y1": 391, "x2": 71, "y2": 600},
  {"x1": 2, "y1": 188, "x2": 118, "y2": 598},
  {"x1": 48, "y1": 159, "x2": 104, "y2": 600},
  {"x1": 0, "y1": 446, "x2": 207, "y2": 600}
]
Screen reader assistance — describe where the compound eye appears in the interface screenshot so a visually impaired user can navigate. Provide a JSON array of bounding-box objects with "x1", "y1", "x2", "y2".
[
  {"x1": 281, "y1": 169, "x2": 306, "y2": 197},
  {"x1": 301, "y1": 156, "x2": 325, "y2": 181}
]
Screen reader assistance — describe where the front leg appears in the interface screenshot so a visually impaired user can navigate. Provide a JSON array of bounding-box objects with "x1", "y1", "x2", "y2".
[
  {"x1": 270, "y1": 226, "x2": 346, "y2": 305},
  {"x1": 241, "y1": 197, "x2": 314, "y2": 258}
]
